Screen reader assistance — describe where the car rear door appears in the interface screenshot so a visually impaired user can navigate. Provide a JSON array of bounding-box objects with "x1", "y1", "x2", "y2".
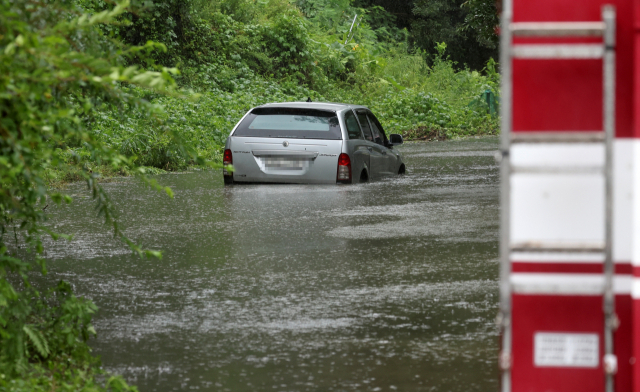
[
  {"x1": 355, "y1": 110, "x2": 385, "y2": 179},
  {"x1": 343, "y1": 110, "x2": 370, "y2": 182}
]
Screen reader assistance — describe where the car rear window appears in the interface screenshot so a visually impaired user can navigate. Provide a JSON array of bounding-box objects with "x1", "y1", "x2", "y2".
[{"x1": 233, "y1": 108, "x2": 342, "y2": 139}]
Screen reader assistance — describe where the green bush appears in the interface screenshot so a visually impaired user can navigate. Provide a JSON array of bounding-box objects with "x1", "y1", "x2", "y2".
[
  {"x1": 0, "y1": 0, "x2": 189, "y2": 389},
  {"x1": 259, "y1": 11, "x2": 313, "y2": 77}
]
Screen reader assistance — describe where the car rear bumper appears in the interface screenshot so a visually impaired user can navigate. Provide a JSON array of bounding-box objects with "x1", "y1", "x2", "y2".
[{"x1": 226, "y1": 137, "x2": 343, "y2": 184}]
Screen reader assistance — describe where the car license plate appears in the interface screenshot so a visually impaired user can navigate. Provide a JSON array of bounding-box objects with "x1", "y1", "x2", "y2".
[{"x1": 263, "y1": 158, "x2": 306, "y2": 170}]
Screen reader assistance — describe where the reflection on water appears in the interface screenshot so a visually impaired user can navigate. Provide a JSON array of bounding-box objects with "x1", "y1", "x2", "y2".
[{"x1": 43, "y1": 137, "x2": 500, "y2": 391}]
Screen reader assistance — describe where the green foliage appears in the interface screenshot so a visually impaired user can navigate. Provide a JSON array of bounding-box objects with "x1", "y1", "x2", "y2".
[
  {"x1": 137, "y1": 43, "x2": 498, "y2": 149},
  {"x1": 84, "y1": 0, "x2": 499, "y2": 167},
  {"x1": 0, "y1": 366, "x2": 139, "y2": 392},
  {"x1": 461, "y1": 0, "x2": 500, "y2": 49},
  {"x1": 1, "y1": 281, "x2": 98, "y2": 374},
  {"x1": 0, "y1": 0, "x2": 192, "y2": 389},
  {"x1": 259, "y1": 11, "x2": 313, "y2": 77},
  {"x1": 322, "y1": 44, "x2": 500, "y2": 138},
  {"x1": 352, "y1": 0, "x2": 498, "y2": 69}
]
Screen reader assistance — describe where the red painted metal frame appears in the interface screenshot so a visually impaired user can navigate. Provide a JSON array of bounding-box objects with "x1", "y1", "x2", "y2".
[
  {"x1": 513, "y1": 0, "x2": 634, "y2": 137},
  {"x1": 511, "y1": 263, "x2": 632, "y2": 274},
  {"x1": 509, "y1": 0, "x2": 637, "y2": 390},
  {"x1": 511, "y1": 294, "x2": 632, "y2": 391}
]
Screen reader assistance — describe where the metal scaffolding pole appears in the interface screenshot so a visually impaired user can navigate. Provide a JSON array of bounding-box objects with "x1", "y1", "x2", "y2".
[
  {"x1": 602, "y1": 6, "x2": 617, "y2": 392},
  {"x1": 498, "y1": 0, "x2": 513, "y2": 391}
]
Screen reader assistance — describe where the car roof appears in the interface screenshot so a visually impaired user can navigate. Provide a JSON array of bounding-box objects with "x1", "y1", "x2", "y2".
[{"x1": 256, "y1": 101, "x2": 369, "y2": 112}]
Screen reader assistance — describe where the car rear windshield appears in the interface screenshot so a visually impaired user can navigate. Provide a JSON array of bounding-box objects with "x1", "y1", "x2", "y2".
[{"x1": 233, "y1": 108, "x2": 342, "y2": 140}]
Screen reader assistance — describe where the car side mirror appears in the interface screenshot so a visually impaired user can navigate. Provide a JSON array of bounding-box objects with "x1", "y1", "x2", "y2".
[{"x1": 389, "y1": 134, "x2": 403, "y2": 145}]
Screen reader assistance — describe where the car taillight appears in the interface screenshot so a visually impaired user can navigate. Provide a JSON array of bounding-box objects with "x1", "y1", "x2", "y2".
[
  {"x1": 337, "y1": 153, "x2": 351, "y2": 183},
  {"x1": 223, "y1": 149, "x2": 232, "y2": 176},
  {"x1": 223, "y1": 149, "x2": 232, "y2": 164}
]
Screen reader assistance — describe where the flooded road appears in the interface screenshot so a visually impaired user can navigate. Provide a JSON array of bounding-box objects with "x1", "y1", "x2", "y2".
[{"x1": 44, "y1": 137, "x2": 500, "y2": 391}]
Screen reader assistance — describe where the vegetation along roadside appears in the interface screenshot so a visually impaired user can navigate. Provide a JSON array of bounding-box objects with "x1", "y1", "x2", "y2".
[
  {"x1": 0, "y1": 0, "x2": 499, "y2": 390},
  {"x1": 59, "y1": 0, "x2": 501, "y2": 182}
]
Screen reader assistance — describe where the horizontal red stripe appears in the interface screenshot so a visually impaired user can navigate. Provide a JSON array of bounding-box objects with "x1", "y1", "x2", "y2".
[
  {"x1": 634, "y1": 266, "x2": 640, "y2": 277},
  {"x1": 513, "y1": 37, "x2": 603, "y2": 44},
  {"x1": 512, "y1": 262, "x2": 632, "y2": 274}
]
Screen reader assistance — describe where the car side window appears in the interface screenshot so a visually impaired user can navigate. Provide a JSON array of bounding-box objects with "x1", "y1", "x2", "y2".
[
  {"x1": 367, "y1": 113, "x2": 388, "y2": 146},
  {"x1": 344, "y1": 111, "x2": 363, "y2": 140},
  {"x1": 356, "y1": 111, "x2": 374, "y2": 141},
  {"x1": 368, "y1": 117, "x2": 381, "y2": 142}
]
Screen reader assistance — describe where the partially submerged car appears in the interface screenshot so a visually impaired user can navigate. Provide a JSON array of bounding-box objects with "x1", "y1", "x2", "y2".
[{"x1": 223, "y1": 102, "x2": 405, "y2": 184}]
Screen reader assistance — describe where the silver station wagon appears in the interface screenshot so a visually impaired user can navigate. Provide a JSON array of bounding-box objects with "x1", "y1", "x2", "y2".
[{"x1": 223, "y1": 102, "x2": 405, "y2": 184}]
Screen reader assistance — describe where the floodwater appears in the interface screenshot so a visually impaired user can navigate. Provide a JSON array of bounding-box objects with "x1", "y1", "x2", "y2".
[{"x1": 43, "y1": 137, "x2": 500, "y2": 392}]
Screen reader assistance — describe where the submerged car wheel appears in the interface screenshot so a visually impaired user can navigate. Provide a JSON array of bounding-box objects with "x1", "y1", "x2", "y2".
[
  {"x1": 398, "y1": 164, "x2": 406, "y2": 175},
  {"x1": 360, "y1": 170, "x2": 369, "y2": 183}
]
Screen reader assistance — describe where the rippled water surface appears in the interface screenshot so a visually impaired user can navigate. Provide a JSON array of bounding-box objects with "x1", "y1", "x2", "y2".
[{"x1": 44, "y1": 137, "x2": 500, "y2": 391}]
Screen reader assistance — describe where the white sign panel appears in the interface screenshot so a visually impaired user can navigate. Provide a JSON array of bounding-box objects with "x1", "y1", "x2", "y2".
[{"x1": 534, "y1": 332, "x2": 599, "y2": 368}]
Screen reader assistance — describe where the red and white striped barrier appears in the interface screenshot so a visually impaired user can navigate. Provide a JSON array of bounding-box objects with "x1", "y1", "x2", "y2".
[{"x1": 500, "y1": 0, "x2": 637, "y2": 390}]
